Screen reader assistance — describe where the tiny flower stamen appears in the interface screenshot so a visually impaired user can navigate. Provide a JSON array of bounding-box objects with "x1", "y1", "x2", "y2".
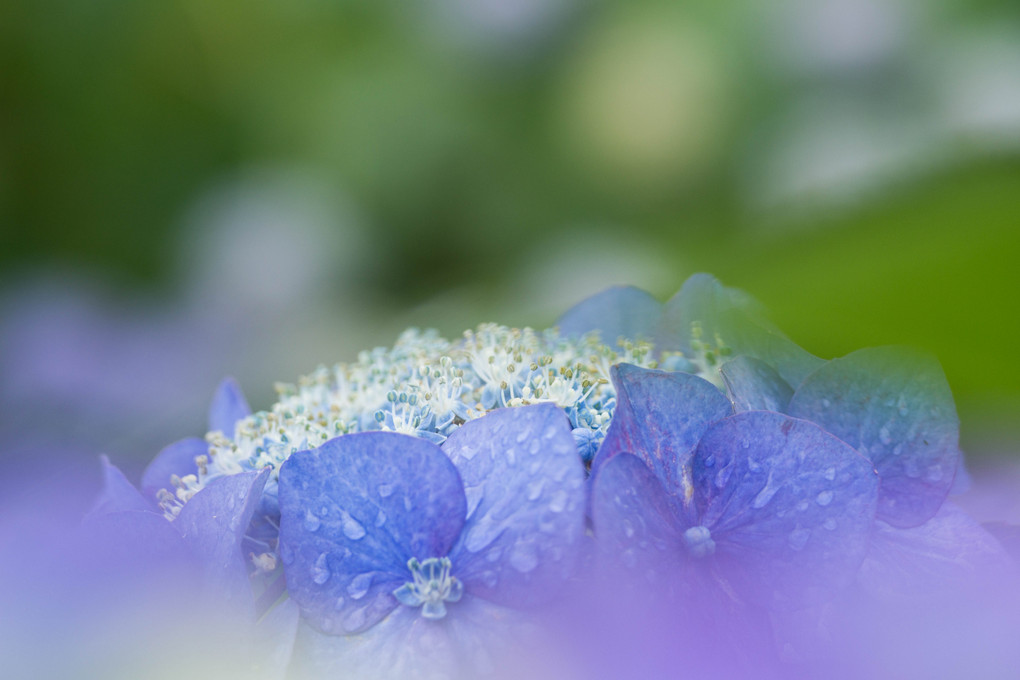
[{"x1": 393, "y1": 557, "x2": 463, "y2": 619}]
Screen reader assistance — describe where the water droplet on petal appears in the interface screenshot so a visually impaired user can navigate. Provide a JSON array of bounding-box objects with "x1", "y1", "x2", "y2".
[
  {"x1": 481, "y1": 571, "x2": 498, "y2": 588},
  {"x1": 549, "y1": 489, "x2": 569, "y2": 513},
  {"x1": 303, "y1": 510, "x2": 321, "y2": 533},
  {"x1": 879, "y1": 426, "x2": 893, "y2": 446},
  {"x1": 703, "y1": 455, "x2": 715, "y2": 468},
  {"x1": 347, "y1": 572, "x2": 372, "y2": 600},
  {"x1": 377, "y1": 483, "x2": 394, "y2": 498},
  {"x1": 824, "y1": 467, "x2": 836, "y2": 481},
  {"x1": 341, "y1": 512, "x2": 366, "y2": 540},
  {"x1": 509, "y1": 542, "x2": 539, "y2": 573},
  {"x1": 821, "y1": 399, "x2": 831, "y2": 409},
  {"x1": 311, "y1": 553, "x2": 331, "y2": 585},
  {"x1": 925, "y1": 464, "x2": 944, "y2": 482},
  {"x1": 752, "y1": 477, "x2": 780, "y2": 509},
  {"x1": 823, "y1": 518, "x2": 837, "y2": 531},
  {"x1": 622, "y1": 519, "x2": 635, "y2": 538},
  {"x1": 526, "y1": 479, "x2": 544, "y2": 501},
  {"x1": 375, "y1": 509, "x2": 387, "y2": 527},
  {"x1": 815, "y1": 490, "x2": 834, "y2": 507},
  {"x1": 334, "y1": 596, "x2": 346, "y2": 610},
  {"x1": 714, "y1": 466, "x2": 733, "y2": 489},
  {"x1": 343, "y1": 607, "x2": 367, "y2": 632}
]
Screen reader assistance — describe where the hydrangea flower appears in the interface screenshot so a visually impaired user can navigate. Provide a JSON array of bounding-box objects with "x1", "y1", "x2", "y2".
[{"x1": 81, "y1": 272, "x2": 1015, "y2": 678}]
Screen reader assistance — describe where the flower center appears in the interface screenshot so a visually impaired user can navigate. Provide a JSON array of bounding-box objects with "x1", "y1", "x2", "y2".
[
  {"x1": 393, "y1": 557, "x2": 463, "y2": 619},
  {"x1": 683, "y1": 525, "x2": 716, "y2": 559}
]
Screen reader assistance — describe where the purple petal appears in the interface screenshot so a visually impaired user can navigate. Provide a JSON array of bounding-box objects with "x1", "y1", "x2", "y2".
[
  {"x1": 278, "y1": 433, "x2": 467, "y2": 635},
  {"x1": 858, "y1": 502, "x2": 1012, "y2": 599},
  {"x1": 290, "y1": 596, "x2": 525, "y2": 679},
  {"x1": 140, "y1": 437, "x2": 206, "y2": 501},
  {"x1": 788, "y1": 346, "x2": 960, "y2": 528},
  {"x1": 556, "y1": 286, "x2": 662, "y2": 343},
  {"x1": 693, "y1": 411, "x2": 878, "y2": 610},
  {"x1": 80, "y1": 509, "x2": 189, "y2": 572},
  {"x1": 590, "y1": 453, "x2": 684, "y2": 578},
  {"x1": 208, "y1": 376, "x2": 251, "y2": 438},
  {"x1": 443, "y1": 404, "x2": 586, "y2": 608},
  {"x1": 658, "y1": 274, "x2": 824, "y2": 387},
  {"x1": 594, "y1": 364, "x2": 731, "y2": 517},
  {"x1": 720, "y1": 355, "x2": 794, "y2": 413},
  {"x1": 174, "y1": 468, "x2": 269, "y2": 616},
  {"x1": 88, "y1": 456, "x2": 153, "y2": 517}
]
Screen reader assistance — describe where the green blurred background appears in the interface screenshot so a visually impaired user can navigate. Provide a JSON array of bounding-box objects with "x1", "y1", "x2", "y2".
[{"x1": 1, "y1": 0, "x2": 1018, "y2": 469}]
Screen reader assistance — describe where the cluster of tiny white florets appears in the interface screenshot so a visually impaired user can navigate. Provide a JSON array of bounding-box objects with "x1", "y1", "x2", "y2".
[{"x1": 159, "y1": 325, "x2": 682, "y2": 521}]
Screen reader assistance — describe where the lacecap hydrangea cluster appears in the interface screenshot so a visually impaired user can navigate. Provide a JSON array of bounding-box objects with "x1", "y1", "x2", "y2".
[{"x1": 88, "y1": 274, "x2": 1013, "y2": 680}]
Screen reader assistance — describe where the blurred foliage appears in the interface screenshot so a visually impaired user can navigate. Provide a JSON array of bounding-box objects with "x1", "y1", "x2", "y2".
[{"x1": 1, "y1": 0, "x2": 1018, "y2": 455}]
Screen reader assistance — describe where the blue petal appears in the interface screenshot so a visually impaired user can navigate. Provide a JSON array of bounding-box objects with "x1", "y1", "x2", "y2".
[
  {"x1": 209, "y1": 376, "x2": 251, "y2": 438},
  {"x1": 88, "y1": 456, "x2": 153, "y2": 517},
  {"x1": 174, "y1": 468, "x2": 269, "y2": 616},
  {"x1": 788, "y1": 346, "x2": 961, "y2": 528},
  {"x1": 278, "y1": 432, "x2": 467, "y2": 635},
  {"x1": 590, "y1": 453, "x2": 684, "y2": 578},
  {"x1": 443, "y1": 404, "x2": 586, "y2": 608},
  {"x1": 658, "y1": 274, "x2": 824, "y2": 387},
  {"x1": 857, "y1": 502, "x2": 1012, "y2": 599},
  {"x1": 556, "y1": 285, "x2": 662, "y2": 343},
  {"x1": 720, "y1": 355, "x2": 794, "y2": 413},
  {"x1": 140, "y1": 437, "x2": 206, "y2": 501},
  {"x1": 693, "y1": 411, "x2": 878, "y2": 610},
  {"x1": 594, "y1": 364, "x2": 731, "y2": 518}
]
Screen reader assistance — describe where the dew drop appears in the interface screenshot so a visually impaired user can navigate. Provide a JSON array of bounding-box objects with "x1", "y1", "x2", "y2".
[
  {"x1": 347, "y1": 572, "x2": 372, "y2": 600},
  {"x1": 509, "y1": 542, "x2": 539, "y2": 573},
  {"x1": 752, "y1": 477, "x2": 780, "y2": 509},
  {"x1": 516, "y1": 429, "x2": 531, "y2": 443},
  {"x1": 815, "y1": 490, "x2": 834, "y2": 507},
  {"x1": 741, "y1": 438, "x2": 751, "y2": 450},
  {"x1": 823, "y1": 518, "x2": 837, "y2": 531},
  {"x1": 375, "y1": 509, "x2": 387, "y2": 527},
  {"x1": 796, "y1": 500, "x2": 809, "y2": 512},
  {"x1": 505, "y1": 448, "x2": 517, "y2": 466},
  {"x1": 341, "y1": 512, "x2": 367, "y2": 540},
  {"x1": 377, "y1": 483, "x2": 394, "y2": 498},
  {"x1": 714, "y1": 465, "x2": 733, "y2": 489},
  {"x1": 549, "y1": 489, "x2": 569, "y2": 513},
  {"x1": 486, "y1": 547, "x2": 502, "y2": 563},
  {"x1": 334, "y1": 596, "x2": 346, "y2": 610},
  {"x1": 925, "y1": 464, "x2": 944, "y2": 482},
  {"x1": 879, "y1": 426, "x2": 893, "y2": 446},
  {"x1": 821, "y1": 399, "x2": 831, "y2": 409},
  {"x1": 303, "y1": 510, "x2": 322, "y2": 533},
  {"x1": 529, "y1": 438, "x2": 542, "y2": 455},
  {"x1": 824, "y1": 467, "x2": 837, "y2": 481},
  {"x1": 481, "y1": 571, "x2": 498, "y2": 588},
  {"x1": 311, "y1": 553, "x2": 331, "y2": 585},
  {"x1": 787, "y1": 528, "x2": 810, "y2": 551},
  {"x1": 343, "y1": 607, "x2": 367, "y2": 632},
  {"x1": 622, "y1": 519, "x2": 635, "y2": 538},
  {"x1": 703, "y1": 455, "x2": 716, "y2": 468},
  {"x1": 526, "y1": 479, "x2": 544, "y2": 501}
]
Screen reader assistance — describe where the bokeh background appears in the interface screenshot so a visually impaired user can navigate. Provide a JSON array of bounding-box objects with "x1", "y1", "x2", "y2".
[{"x1": 2, "y1": 0, "x2": 1018, "y2": 507}]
